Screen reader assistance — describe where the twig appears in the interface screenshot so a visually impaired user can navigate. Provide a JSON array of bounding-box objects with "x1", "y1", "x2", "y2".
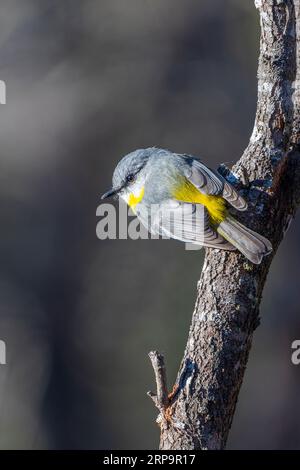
[{"x1": 147, "y1": 351, "x2": 169, "y2": 417}]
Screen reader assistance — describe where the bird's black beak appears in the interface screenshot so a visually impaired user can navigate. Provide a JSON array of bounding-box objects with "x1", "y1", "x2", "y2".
[{"x1": 101, "y1": 187, "x2": 118, "y2": 200}]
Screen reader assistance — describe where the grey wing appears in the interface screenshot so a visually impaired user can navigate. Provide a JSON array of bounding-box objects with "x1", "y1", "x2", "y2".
[
  {"x1": 183, "y1": 158, "x2": 248, "y2": 211},
  {"x1": 151, "y1": 199, "x2": 235, "y2": 250}
]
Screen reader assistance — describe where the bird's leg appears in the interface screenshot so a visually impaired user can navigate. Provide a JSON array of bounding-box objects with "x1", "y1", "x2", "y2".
[{"x1": 239, "y1": 164, "x2": 250, "y2": 188}]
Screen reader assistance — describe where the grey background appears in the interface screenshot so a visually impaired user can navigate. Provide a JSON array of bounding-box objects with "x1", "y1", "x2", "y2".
[{"x1": 0, "y1": 0, "x2": 299, "y2": 449}]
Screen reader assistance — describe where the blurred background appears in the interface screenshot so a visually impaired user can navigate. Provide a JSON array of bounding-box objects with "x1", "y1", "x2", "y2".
[{"x1": 0, "y1": 0, "x2": 299, "y2": 450}]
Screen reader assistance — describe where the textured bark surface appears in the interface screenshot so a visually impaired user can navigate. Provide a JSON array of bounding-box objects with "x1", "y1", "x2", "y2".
[{"x1": 150, "y1": 0, "x2": 300, "y2": 450}]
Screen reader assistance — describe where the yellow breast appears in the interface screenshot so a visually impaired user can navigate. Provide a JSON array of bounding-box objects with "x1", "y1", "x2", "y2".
[
  {"x1": 128, "y1": 186, "x2": 145, "y2": 213},
  {"x1": 173, "y1": 179, "x2": 227, "y2": 226}
]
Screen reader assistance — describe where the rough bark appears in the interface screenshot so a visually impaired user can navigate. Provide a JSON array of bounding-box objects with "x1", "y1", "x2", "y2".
[{"x1": 148, "y1": 0, "x2": 300, "y2": 450}]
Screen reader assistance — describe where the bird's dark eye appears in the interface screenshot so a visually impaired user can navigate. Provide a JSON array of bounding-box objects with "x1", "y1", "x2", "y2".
[{"x1": 126, "y1": 173, "x2": 135, "y2": 183}]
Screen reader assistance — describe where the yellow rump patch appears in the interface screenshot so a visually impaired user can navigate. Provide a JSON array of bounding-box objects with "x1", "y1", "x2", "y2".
[
  {"x1": 128, "y1": 186, "x2": 145, "y2": 212},
  {"x1": 173, "y1": 178, "x2": 227, "y2": 225}
]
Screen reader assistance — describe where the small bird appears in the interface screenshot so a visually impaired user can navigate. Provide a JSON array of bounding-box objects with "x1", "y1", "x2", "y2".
[{"x1": 101, "y1": 148, "x2": 272, "y2": 264}]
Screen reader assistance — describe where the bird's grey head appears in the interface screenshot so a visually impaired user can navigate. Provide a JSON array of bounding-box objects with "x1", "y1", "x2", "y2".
[{"x1": 101, "y1": 147, "x2": 167, "y2": 201}]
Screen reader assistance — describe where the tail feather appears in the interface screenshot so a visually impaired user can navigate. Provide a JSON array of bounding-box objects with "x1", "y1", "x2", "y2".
[{"x1": 217, "y1": 215, "x2": 272, "y2": 264}]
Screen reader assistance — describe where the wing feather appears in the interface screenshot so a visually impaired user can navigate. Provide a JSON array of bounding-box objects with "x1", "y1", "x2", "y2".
[
  {"x1": 150, "y1": 200, "x2": 235, "y2": 250},
  {"x1": 183, "y1": 158, "x2": 247, "y2": 211}
]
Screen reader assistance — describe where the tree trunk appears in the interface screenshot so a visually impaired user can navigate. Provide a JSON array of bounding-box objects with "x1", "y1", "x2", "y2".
[{"x1": 148, "y1": 0, "x2": 300, "y2": 450}]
